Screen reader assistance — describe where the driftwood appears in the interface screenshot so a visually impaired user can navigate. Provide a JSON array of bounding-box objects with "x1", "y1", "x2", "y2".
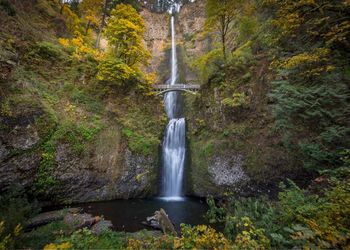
[
  {"x1": 25, "y1": 208, "x2": 81, "y2": 229},
  {"x1": 143, "y1": 208, "x2": 177, "y2": 236},
  {"x1": 26, "y1": 208, "x2": 112, "y2": 235}
]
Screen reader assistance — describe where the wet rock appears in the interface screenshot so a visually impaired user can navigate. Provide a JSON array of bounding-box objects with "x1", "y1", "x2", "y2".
[
  {"x1": 127, "y1": 230, "x2": 163, "y2": 240},
  {"x1": 91, "y1": 220, "x2": 113, "y2": 235},
  {"x1": 42, "y1": 126, "x2": 157, "y2": 204},
  {"x1": 190, "y1": 153, "x2": 252, "y2": 198},
  {"x1": 0, "y1": 152, "x2": 40, "y2": 192},
  {"x1": 8, "y1": 124, "x2": 40, "y2": 150},
  {"x1": 208, "y1": 154, "x2": 249, "y2": 186},
  {"x1": 63, "y1": 213, "x2": 98, "y2": 230},
  {"x1": 115, "y1": 149, "x2": 154, "y2": 199},
  {"x1": 0, "y1": 49, "x2": 17, "y2": 80},
  {"x1": 0, "y1": 142, "x2": 9, "y2": 162}
]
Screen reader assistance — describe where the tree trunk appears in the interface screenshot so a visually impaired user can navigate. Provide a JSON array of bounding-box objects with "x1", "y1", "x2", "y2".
[
  {"x1": 85, "y1": 20, "x2": 91, "y2": 35},
  {"x1": 222, "y1": 33, "x2": 226, "y2": 61},
  {"x1": 96, "y1": 0, "x2": 108, "y2": 49}
]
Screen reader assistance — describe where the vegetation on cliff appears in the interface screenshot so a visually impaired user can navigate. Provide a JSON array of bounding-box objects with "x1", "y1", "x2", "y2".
[
  {"x1": 0, "y1": 0, "x2": 349, "y2": 249},
  {"x1": 185, "y1": 0, "x2": 350, "y2": 248},
  {"x1": 0, "y1": 0, "x2": 164, "y2": 202},
  {"x1": 187, "y1": 0, "x2": 350, "y2": 194}
]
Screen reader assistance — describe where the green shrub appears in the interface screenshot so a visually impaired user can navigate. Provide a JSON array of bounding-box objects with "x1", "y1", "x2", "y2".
[
  {"x1": 206, "y1": 196, "x2": 279, "y2": 242},
  {"x1": 70, "y1": 88, "x2": 103, "y2": 113},
  {"x1": 191, "y1": 48, "x2": 224, "y2": 83},
  {"x1": 222, "y1": 92, "x2": 248, "y2": 108},
  {"x1": 34, "y1": 141, "x2": 57, "y2": 196},
  {"x1": 206, "y1": 196, "x2": 226, "y2": 223},
  {"x1": 229, "y1": 41, "x2": 253, "y2": 67},
  {"x1": 278, "y1": 176, "x2": 350, "y2": 249},
  {"x1": 31, "y1": 41, "x2": 63, "y2": 60},
  {"x1": 127, "y1": 224, "x2": 230, "y2": 250},
  {"x1": 0, "y1": 186, "x2": 40, "y2": 237},
  {"x1": 53, "y1": 228, "x2": 126, "y2": 250},
  {"x1": 184, "y1": 33, "x2": 195, "y2": 42},
  {"x1": 233, "y1": 217, "x2": 270, "y2": 250},
  {"x1": 18, "y1": 221, "x2": 69, "y2": 249},
  {"x1": 0, "y1": 0, "x2": 15, "y2": 16}
]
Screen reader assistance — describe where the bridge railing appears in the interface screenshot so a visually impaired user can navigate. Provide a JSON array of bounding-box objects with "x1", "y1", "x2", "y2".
[{"x1": 153, "y1": 84, "x2": 201, "y2": 90}]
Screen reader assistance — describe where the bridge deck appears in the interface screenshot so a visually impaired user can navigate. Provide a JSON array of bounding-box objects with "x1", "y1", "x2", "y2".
[{"x1": 153, "y1": 84, "x2": 200, "y2": 91}]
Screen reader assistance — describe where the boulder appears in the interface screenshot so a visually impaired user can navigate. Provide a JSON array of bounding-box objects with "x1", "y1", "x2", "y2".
[
  {"x1": 91, "y1": 220, "x2": 113, "y2": 235},
  {"x1": 63, "y1": 213, "x2": 98, "y2": 230},
  {"x1": 127, "y1": 230, "x2": 163, "y2": 240}
]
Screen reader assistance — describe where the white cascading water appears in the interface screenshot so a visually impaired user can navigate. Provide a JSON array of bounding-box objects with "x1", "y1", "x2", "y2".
[
  {"x1": 164, "y1": 14, "x2": 178, "y2": 119},
  {"x1": 161, "y1": 9, "x2": 186, "y2": 201}
]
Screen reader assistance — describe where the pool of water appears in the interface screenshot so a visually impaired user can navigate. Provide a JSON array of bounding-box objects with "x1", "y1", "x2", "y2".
[{"x1": 65, "y1": 197, "x2": 210, "y2": 232}]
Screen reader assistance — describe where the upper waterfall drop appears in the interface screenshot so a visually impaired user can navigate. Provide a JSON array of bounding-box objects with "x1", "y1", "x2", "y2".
[
  {"x1": 170, "y1": 15, "x2": 177, "y2": 86},
  {"x1": 164, "y1": 14, "x2": 179, "y2": 119}
]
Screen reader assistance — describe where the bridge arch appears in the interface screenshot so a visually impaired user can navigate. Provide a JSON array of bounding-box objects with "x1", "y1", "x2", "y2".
[
  {"x1": 153, "y1": 84, "x2": 200, "y2": 96},
  {"x1": 155, "y1": 89, "x2": 199, "y2": 96}
]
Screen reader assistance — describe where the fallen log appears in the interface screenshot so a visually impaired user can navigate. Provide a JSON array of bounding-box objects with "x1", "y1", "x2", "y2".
[{"x1": 25, "y1": 208, "x2": 81, "y2": 229}]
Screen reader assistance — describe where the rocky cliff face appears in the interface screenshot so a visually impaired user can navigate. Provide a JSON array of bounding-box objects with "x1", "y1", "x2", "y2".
[
  {"x1": 177, "y1": 0, "x2": 208, "y2": 82},
  {"x1": 142, "y1": 0, "x2": 208, "y2": 83},
  {"x1": 142, "y1": 9, "x2": 170, "y2": 80},
  {"x1": 0, "y1": 106, "x2": 157, "y2": 204}
]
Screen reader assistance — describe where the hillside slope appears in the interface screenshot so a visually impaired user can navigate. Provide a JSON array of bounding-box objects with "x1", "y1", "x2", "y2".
[{"x1": 0, "y1": 0, "x2": 165, "y2": 204}]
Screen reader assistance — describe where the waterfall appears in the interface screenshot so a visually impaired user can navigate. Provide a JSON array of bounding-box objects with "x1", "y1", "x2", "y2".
[
  {"x1": 161, "y1": 10, "x2": 186, "y2": 201},
  {"x1": 162, "y1": 118, "x2": 186, "y2": 198},
  {"x1": 164, "y1": 15, "x2": 178, "y2": 119}
]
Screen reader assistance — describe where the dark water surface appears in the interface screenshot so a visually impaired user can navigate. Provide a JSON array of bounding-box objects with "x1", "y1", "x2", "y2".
[{"x1": 54, "y1": 197, "x2": 210, "y2": 232}]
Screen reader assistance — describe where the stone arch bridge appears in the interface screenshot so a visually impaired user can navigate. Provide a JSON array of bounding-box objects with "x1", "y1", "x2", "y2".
[{"x1": 153, "y1": 84, "x2": 200, "y2": 95}]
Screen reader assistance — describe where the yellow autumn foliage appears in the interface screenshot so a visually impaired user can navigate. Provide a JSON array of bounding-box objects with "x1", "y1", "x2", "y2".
[
  {"x1": 58, "y1": 36, "x2": 101, "y2": 61},
  {"x1": 272, "y1": 48, "x2": 336, "y2": 77},
  {"x1": 0, "y1": 221, "x2": 22, "y2": 250},
  {"x1": 281, "y1": 48, "x2": 330, "y2": 69},
  {"x1": 127, "y1": 224, "x2": 231, "y2": 250},
  {"x1": 104, "y1": 4, "x2": 150, "y2": 67},
  {"x1": 80, "y1": 0, "x2": 104, "y2": 27},
  {"x1": 61, "y1": 5, "x2": 82, "y2": 35},
  {"x1": 234, "y1": 217, "x2": 270, "y2": 250},
  {"x1": 44, "y1": 242, "x2": 72, "y2": 250}
]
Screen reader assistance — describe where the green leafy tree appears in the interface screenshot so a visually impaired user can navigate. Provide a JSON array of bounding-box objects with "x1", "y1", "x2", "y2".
[{"x1": 205, "y1": 0, "x2": 244, "y2": 60}]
